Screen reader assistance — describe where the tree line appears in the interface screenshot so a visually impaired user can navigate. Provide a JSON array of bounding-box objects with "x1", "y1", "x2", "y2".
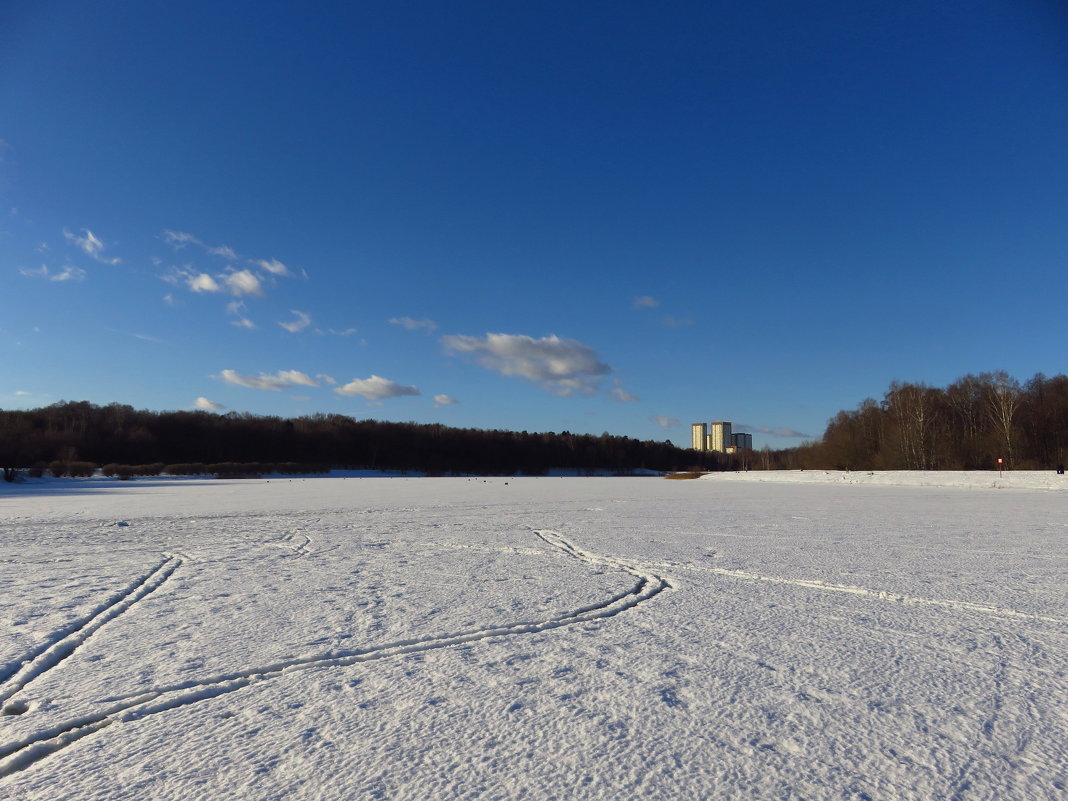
[
  {"x1": 764, "y1": 371, "x2": 1068, "y2": 471},
  {"x1": 0, "y1": 401, "x2": 729, "y2": 481}
]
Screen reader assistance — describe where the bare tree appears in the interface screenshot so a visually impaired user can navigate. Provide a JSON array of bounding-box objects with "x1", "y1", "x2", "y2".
[
  {"x1": 886, "y1": 381, "x2": 939, "y2": 469},
  {"x1": 983, "y1": 370, "x2": 1022, "y2": 468}
]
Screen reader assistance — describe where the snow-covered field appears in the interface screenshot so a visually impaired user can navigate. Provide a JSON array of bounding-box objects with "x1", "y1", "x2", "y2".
[{"x1": 0, "y1": 473, "x2": 1065, "y2": 800}]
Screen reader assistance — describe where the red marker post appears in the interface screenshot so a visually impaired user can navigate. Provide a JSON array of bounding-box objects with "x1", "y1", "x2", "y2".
[{"x1": 997, "y1": 457, "x2": 1003, "y2": 477}]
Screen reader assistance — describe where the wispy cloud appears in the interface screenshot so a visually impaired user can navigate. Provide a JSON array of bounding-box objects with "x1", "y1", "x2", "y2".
[
  {"x1": 328, "y1": 327, "x2": 358, "y2": 336},
  {"x1": 64, "y1": 228, "x2": 120, "y2": 265},
  {"x1": 610, "y1": 380, "x2": 639, "y2": 402},
  {"x1": 103, "y1": 328, "x2": 165, "y2": 343},
  {"x1": 334, "y1": 375, "x2": 420, "y2": 400},
  {"x1": 19, "y1": 264, "x2": 86, "y2": 282},
  {"x1": 632, "y1": 295, "x2": 659, "y2": 309},
  {"x1": 662, "y1": 315, "x2": 693, "y2": 328},
  {"x1": 256, "y1": 258, "x2": 290, "y2": 276},
  {"x1": 735, "y1": 424, "x2": 813, "y2": 439},
  {"x1": 650, "y1": 415, "x2": 681, "y2": 428},
  {"x1": 316, "y1": 373, "x2": 337, "y2": 385},
  {"x1": 433, "y1": 394, "x2": 458, "y2": 407},
  {"x1": 225, "y1": 300, "x2": 255, "y2": 328},
  {"x1": 390, "y1": 316, "x2": 438, "y2": 333},
  {"x1": 162, "y1": 230, "x2": 202, "y2": 249},
  {"x1": 278, "y1": 310, "x2": 312, "y2": 333},
  {"x1": 209, "y1": 244, "x2": 240, "y2": 260},
  {"x1": 442, "y1": 332, "x2": 612, "y2": 396},
  {"x1": 168, "y1": 264, "x2": 265, "y2": 298},
  {"x1": 194, "y1": 397, "x2": 225, "y2": 411},
  {"x1": 219, "y1": 369, "x2": 320, "y2": 391},
  {"x1": 160, "y1": 231, "x2": 300, "y2": 309}
]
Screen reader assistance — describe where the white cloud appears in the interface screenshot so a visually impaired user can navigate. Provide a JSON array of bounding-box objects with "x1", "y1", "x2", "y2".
[
  {"x1": 160, "y1": 231, "x2": 301, "y2": 302},
  {"x1": 19, "y1": 264, "x2": 86, "y2": 282},
  {"x1": 187, "y1": 273, "x2": 221, "y2": 293},
  {"x1": 632, "y1": 295, "x2": 659, "y2": 309},
  {"x1": 278, "y1": 310, "x2": 312, "y2": 333},
  {"x1": 15, "y1": 390, "x2": 31, "y2": 396},
  {"x1": 223, "y1": 269, "x2": 264, "y2": 297},
  {"x1": 316, "y1": 374, "x2": 337, "y2": 385},
  {"x1": 163, "y1": 293, "x2": 175, "y2": 306},
  {"x1": 390, "y1": 316, "x2": 438, "y2": 333},
  {"x1": 194, "y1": 397, "x2": 225, "y2": 411},
  {"x1": 225, "y1": 300, "x2": 255, "y2": 327},
  {"x1": 651, "y1": 415, "x2": 681, "y2": 428},
  {"x1": 64, "y1": 228, "x2": 120, "y2": 265},
  {"x1": 162, "y1": 230, "x2": 202, "y2": 249},
  {"x1": 328, "y1": 327, "x2": 358, "y2": 336},
  {"x1": 442, "y1": 332, "x2": 612, "y2": 396},
  {"x1": 334, "y1": 375, "x2": 420, "y2": 400},
  {"x1": 72, "y1": 229, "x2": 102, "y2": 253},
  {"x1": 256, "y1": 258, "x2": 290, "y2": 276},
  {"x1": 433, "y1": 394, "x2": 458, "y2": 407},
  {"x1": 210, "y1": 244, "x2": 240, "y2": 260},
  {"x1": 219, "y1": 369, "x2": 320, "y2": 391},
  {"x1": 53, "y1": 266, "x2": 86, "y2": 281},
  {"x1": 610, "y1": 382, "x2": 639, "y2": 402}
]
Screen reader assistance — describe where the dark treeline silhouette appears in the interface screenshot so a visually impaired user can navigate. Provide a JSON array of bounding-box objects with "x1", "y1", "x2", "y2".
[
  {"x1": 0, "y1": 401, "x2": 727, "y2": 480},
  {"x1": 763, "y1": 371, "x2": 1068, "y2": 471}
]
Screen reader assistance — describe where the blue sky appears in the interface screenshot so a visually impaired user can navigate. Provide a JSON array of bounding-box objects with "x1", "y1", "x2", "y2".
[{"x1": 2, "y1": 0, "x2": 1066, "y2": 449}]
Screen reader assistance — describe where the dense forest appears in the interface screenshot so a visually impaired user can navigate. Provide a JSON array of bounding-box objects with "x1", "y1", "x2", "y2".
[
  {"x1": 763, "y1": 371, "x2": 1068, "y2": 471},
  {"x1": 0, "y1": 401, "x2": 727, "y2": 480},
  {"x1": 4, "y1": 370, "x2": 1063, "y2": 481}
]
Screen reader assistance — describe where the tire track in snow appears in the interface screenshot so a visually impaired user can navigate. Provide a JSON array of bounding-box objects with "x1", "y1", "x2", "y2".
[
  {"x1": 658, "y1": 561, "x2": 1068, "y2": 626},
  {"x1": 282, "y1": 533, "x2": 312, "y2": 557},
  {"x1": 0, "y1": 555, "x2": 183, "y2": 710},
  {"x1": 0, "y1": 530, "x2": 668, "y2": 778}
]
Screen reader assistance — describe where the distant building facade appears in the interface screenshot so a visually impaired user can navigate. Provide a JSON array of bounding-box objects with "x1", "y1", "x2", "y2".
[
  {"x1": 691, "y1": 423, "x2": 708, "y2": 451},
  {"x1": 732, "y1": 432, "x2": 753, "y2": 451},
  {"x1": 689, "y1": 420, "x2": 752, "y2": 454},
  {"x1": 709, "y1": 421, "x2": 732, "y2": 453}
]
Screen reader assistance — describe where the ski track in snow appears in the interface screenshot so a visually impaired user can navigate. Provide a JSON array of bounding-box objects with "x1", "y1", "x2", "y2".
[
  {"x1": 658, "y1": 561, "x2": 1068, "y2": 626},
  {"x1": 0, "y1": 555, "x2": 183, "y2": 710},
  {"x1": 0, "y1": 529, "x2": 668, "y2": 779}
]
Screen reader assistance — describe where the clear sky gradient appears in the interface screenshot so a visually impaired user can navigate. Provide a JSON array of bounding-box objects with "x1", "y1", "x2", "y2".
[{"x1": 2, "y1": 1, "x2": 1066, "y2": 449}]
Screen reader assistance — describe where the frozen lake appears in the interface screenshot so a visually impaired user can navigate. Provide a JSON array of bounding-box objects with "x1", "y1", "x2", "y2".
[{"x1": 0, "y1": 474, "x2": 1065, "y2": 800}]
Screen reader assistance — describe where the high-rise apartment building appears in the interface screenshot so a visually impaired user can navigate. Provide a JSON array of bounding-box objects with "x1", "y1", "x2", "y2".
[
  {"x1": 709, "y1": 421, "x2": 732, "y2": 452},
  {"x1": 691, "y1": 420, "x2": 752, "y2": 453},
  {"x1": 691, "y1": 423, "x2": 708, "y2": 451}
]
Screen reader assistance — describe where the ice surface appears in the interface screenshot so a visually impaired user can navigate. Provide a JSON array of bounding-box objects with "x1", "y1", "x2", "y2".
[{"x1": 0, "y1": 474, "x2": 1065, "y2": 799}]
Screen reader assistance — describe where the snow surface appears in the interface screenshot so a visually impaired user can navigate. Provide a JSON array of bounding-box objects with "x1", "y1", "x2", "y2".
[{"x1": 0, "y1": 473, "x2": 1065, "y2": 800}]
